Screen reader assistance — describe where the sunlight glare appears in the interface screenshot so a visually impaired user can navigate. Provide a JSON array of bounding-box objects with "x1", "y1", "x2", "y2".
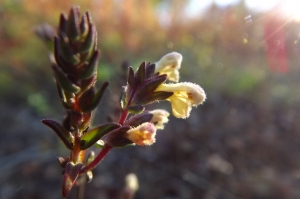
[{"x1": 281, "y1": 0, "x2": 300, "y2": 21}]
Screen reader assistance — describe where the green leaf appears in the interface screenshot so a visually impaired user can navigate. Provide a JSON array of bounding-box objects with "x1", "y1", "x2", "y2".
[
  {"x1": 42, "y1": 119, "x2": 74, "y2": 150},
  {"x1": 80, "y1": 82, "x2": 108, "y2": 112},
  {"x1": 80, "y1": 123, "x2": 121, "y2": 150},
  {"x1": 62, "y1": 162, "x2": 83, "y2": 198},
  {"x1": 78, "y1": 50, "x2": 99, "y2": 80},
  {"x1": 56, "y1": 83, "x2": 74, "y2": 109},
  {"x1": 78, "y1": 23, "x2": 96, "y2": 53},
  {"x1": 52, "y1": 64, "x2": 80, "y2": 94},
  {"x1": 127, "y1": 105, "x2": 145, "y2": 114},
  {"x1": 58, "y1": 35, "x2": 80, "y2": 65}
]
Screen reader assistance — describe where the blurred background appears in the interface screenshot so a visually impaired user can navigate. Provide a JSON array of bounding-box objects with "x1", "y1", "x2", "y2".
[{"x1": 1, "y1": 0, "x2": 300, "y2": 198}]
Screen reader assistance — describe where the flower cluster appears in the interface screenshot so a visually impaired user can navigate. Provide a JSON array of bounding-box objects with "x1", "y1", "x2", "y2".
[{"x1": 40, "y1": 6, "x2": 206, "y2": 198}]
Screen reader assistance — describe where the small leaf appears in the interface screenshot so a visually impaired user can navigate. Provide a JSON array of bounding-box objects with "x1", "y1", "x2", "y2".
[
  {"x1": 132, "y1": 75, "x2": 167, "y2": 104},
  {"x1": 66, "y1": 5, "x2": 81, "y2": 41},
  {"x1": 80, "y1": 74, "x2": 97, "y2": 94},
  {"x1": 78, "y1": 23, "x2": 96, "y2": 53},
  {"x1": 79, "y1": 13, "x2": 88, "y2": 37},
  {"x1": 56, "y1": 83, "x2": 70, "y2": 109},
  {"x1": 78, "y1": 87, "x2": 95, "y2": 111},
  {"x1": 135, "y1": 62, "x2": 146, "y2": 85},
  {"x1": 119, "y1": 86, "x2": 127, "y2": 110},
  {"x1": 62, "y1": 162, "x2": 83, "y2": 198},
  {"x1": 126, "y1": 113, "x2": 153, "y2": 127},
  {"x1": 127, "y1": 66, "x2": 135, "y2": 89},
  {"x1": 127, "y1": 105, "x2": 145, "y2": 114},
  {"x1": 106, "y1": 126, "x2": 132, "y2": 147},
  {"x1": 54, "y1": 37, "x2": 74, "y2": 73},
  {"x1": 58, "y1": 35, "x2": 80, "y2": 65},
  {"x1": 145, "y1": 63, "x2": 156, "y2": 79},
  {"x1": 138, "y1": 91, "x2": 173, "y2": 105},
  {"x1": 140, "y1": 74, "x2": 167, "y2": 93},
  {"x1": 80, "y1": 123, "x2": 121, "y2": 150},
  {"x1": 80, "y1": 82, "x2": 108, "y2": 112},
  {"x1": 59, "y1": 13, "x2": 68, "y2": 33},
  {"x1": 52, "y1": 64, "x2": 80, "y2": 94},
  {"x1": 42, "y1": 119, "x2": 74, "y2": 150},
  {"x1": 78, "y1": 50, "x2": 100, "y2": 80}
]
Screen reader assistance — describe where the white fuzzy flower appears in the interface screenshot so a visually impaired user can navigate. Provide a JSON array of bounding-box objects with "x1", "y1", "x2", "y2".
[
  {"x1": 155, "y1": 82, "x2": 206, "y2": 118},
  {"x1": 155, "y1": 52, "x2": 182, "y2": 82},
  {"x1": 149, "y1": 109, "x2": 170, "y2": 130}
]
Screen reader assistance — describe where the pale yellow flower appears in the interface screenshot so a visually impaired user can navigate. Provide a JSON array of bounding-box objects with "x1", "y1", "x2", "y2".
[
  {"x1": 155, "y1": 52, "x2": 182, "y2": 82},
  {"x1": 155, "y1": 82, "x2": 206, "y2": 118},
  {"x1": 126, "y1": 122, "x2": 157, "y2": 146},
  {"x1": 149, "y1": 109, "x2": 170, "y2": 130}
]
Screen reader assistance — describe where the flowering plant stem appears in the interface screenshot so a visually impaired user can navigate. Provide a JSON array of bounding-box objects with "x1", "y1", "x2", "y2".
[
  {"x1": 80, "y1": 94, "x2": 131, "y2": 173},
  {"x1": 40, "y1": 6, "x2": 206, "y2": 198},
  {"x1": 80, "y1": 144, "x2": 112, "y2": 173}
]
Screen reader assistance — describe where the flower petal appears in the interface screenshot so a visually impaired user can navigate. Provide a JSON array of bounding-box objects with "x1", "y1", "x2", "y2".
[
  {"x1": 126, "y1": 122, "x2": 157, "y2": 146},
  {"x1": 155, "y1": 52, "x2": 182, "y2": 82}
]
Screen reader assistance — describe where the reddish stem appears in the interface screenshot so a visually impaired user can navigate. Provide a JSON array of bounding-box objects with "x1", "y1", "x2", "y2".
[
  {"x1": 118, "y1": 109, "x2": 129, "y2": 125},
  {"x1": 80, "y1": 143, "x2": 112, "y2": 173},
  {"x1": 80, "y1": 87, "x2": 136, "y2": 173}
]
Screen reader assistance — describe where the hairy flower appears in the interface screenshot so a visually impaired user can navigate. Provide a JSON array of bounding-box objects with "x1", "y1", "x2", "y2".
[
  {"x1": 155, "y1": 52, "x2": 182, "y2": 82},
  {"x1": 125, "y1": 122, "x2": 157, "y2": 146},
  {"x1": 155, "y1": 82, "x2": 206, "y2": 118},
  {"x1": 149, "y1": 109, "x2": 170, "y2": 130}
]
